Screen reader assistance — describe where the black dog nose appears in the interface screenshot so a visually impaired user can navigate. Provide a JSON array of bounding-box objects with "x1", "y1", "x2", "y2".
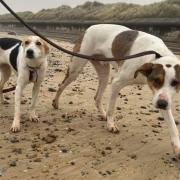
[
  {"x1": 157, "y1": 100, "x2": 168, "y2": 110},
  {"x1": 26, "y1": 49, "x2": 34, "y2": 58}
]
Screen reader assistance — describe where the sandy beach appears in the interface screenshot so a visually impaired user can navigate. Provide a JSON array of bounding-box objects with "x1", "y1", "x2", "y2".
[{"x1": 0, "y1": 32, "x2": 180, "y2": 180}]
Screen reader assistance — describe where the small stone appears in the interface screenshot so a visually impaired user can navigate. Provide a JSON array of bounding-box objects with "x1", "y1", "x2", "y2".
[
  {"x1": 105, "y1": 147, "x2": 112, "y2": 150},
  {"x1": 10, "y1": 137, "x2": 19, "y2": 143},
  {"x1": 61, "y1": 148, "x2": 68, "y2": 153},
  {"x1": 27, "y1": 153, "x2": 37, "y2": 159},
  {"x1": 21, "y1": 99, "x2": 27, "y2": 104},
  {"x1": 171, "y1": 157, "x2": 178, "y2": 162},
  {"x1": 106, "y1": 170, "x2": 112, "y2": 175},
  {"x1": 42, "y1": 168, "x2": 49, "y2": 173},
  {"x1": 129, "y1": 154, "x2": 137, "y2": 160},
  {"x1": 42, "y1": 134, "x2": 57, "y2": 144},
  {"x1": 34, "y1": 158, "x2": 41, "y2": 162},
  {"x1": 116, "y1": 107, "x2": 121, "y2": 110},
  {"x1": 158, "y1": 117, "x2": 164, "y2": 121},
  {"x1": 101, "y1": 151, "x2": 106, "y2": 156},
  {"x1": 9, "y1": 160, "x2": 17, "y2": 167},
  {"x1": 152, "y1": 129, "x2": 159, "y2": 133},
  {"x1": 169, "y1": 163, "x2": 174, "y2": 167},
  {"x1": 48, "y1": 87, "x2": 56, "y2": 92},
  {"x1": 12, "y1": 148, "x2": 22, "y2": 154},
  {"x1": 70, "y1": 161, "x2": 75, "y2": 165}
]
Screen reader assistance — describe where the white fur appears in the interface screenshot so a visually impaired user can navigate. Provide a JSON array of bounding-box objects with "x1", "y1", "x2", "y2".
[{"x1": 0, "y1": 36, "x2": 48, "y2": 132}]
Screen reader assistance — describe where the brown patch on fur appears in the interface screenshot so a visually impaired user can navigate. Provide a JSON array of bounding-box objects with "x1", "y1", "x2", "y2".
[
  {"x1": 166, "y1": 64, "x2": 172, "y2": 68},
  {"x1": 134, "y1": 63, "x2": 165, "y2": 90},
  {"x1": 112, "y1": 30, "x2": 139, "y2": 66},
  {"x1": 134, "y1": 63, "x2": 153, "y2": 78},
  {"x1": 22, "y1": 36, "x2": 32, "y2": 47},
  {"x1": 174, "y1": 65, "x2": 180, "y2": 91},
  {"x1": 40, "y1": 39, "x2": 49, "y2": 54}
]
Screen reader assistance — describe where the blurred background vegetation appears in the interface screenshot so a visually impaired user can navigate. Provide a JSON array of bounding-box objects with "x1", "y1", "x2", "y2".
[{"x1": 0, "y1": 0, "x2": 179, "y2": 21}]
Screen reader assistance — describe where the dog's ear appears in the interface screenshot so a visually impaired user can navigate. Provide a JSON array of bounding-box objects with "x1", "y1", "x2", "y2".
[
  {"x1": 43, "y1": 41, "x2": 50, "y2": 55},
  {"x1": 174, "y1": 64, "x2": 180, "y2": 82},
  {"x1": 134, "y1": 63, "x2": 154, "y2": 78}
]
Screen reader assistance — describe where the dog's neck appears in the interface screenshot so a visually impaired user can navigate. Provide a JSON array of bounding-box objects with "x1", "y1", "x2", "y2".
[
  {"x1": 25, "y1": 56, "x2": 45, "y2": 69},
  {"x1": 26, "y1": 60, "x2": 44, "y2": 82}
]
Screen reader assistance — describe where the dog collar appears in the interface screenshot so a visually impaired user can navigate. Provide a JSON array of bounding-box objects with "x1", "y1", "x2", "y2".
[{"x1": 27, "y1": 65, "x2": 41, "y2": 82}]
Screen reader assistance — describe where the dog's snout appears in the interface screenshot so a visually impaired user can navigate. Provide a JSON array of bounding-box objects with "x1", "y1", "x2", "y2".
[
  {"x1": 157, "y1": 99, "x2": 168, "y2": 110},
  {"x1": 26, "y1": 49, "x2": 34, "y2": 59}
]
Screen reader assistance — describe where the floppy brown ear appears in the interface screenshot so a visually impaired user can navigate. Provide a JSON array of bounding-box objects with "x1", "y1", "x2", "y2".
[
  {"x1": 43, "y1": 41, "x2": 50, "y2": 54},
  {"x1": 174, "y1": 65, "x2": 180, "y2": 81},
  {"x1": 21, "y1": 36, "x2": 29, "y2": 47},
  {"x1": 134, "y1": 63, "x2": 153, "y2": 78}
]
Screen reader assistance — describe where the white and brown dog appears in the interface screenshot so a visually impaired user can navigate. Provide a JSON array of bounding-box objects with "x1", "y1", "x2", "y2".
[
  {"x1": 0, "y1": 36, "x2": 49, "y2": 132},
  {"x1": 52, "y1": 24, "x2": 180, "y2": 158}
]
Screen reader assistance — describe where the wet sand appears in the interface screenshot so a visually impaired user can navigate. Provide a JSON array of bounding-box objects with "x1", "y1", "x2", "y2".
[{"x1": 0, "y1": 32, "x2": 180, "y2": 180}]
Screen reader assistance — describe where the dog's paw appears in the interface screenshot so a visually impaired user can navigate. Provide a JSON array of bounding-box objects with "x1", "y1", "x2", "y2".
[
  {"x1": 172, "y1": 144, "x2": 180, "y2": 160},
  {"x1": 29, "y1": 113, "x2": 39, "y2": 122},
  {"x1": 11, "y1": 123, "x2": 20, "y2": 133},
  {"x1": 107, "y1": 123, "x2": 119, "y2": 133},
  {"x1": 52, "y1": 99, "x2": 59, "y2": 109}
]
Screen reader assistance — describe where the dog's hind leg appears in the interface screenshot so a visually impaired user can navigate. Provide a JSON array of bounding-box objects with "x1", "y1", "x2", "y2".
[
  {"x1": 91, "y1": 61, "x2": 110, "y2": 118},
  {"x1": 0, "y1": 64, "x2": 11, "y2": 104},
  {"x1": 52, "y1": 57, "x2": 88, "y2": 109}
]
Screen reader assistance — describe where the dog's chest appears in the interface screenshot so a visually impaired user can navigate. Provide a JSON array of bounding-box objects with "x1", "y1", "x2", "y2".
[{"x1": 28, "y1": 67, "x2": 40, "y2": 82}]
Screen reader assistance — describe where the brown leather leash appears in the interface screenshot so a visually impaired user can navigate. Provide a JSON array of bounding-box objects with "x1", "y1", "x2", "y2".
[
  {"x1": 0, "y1": 0, "x2": 162, "y2": 94},
  {"x1": 3, "y1": 86, "x2": 16, "y2": 93},
  {"x1": 0, "y1": 0, "x2": 162, "y2": 61}
]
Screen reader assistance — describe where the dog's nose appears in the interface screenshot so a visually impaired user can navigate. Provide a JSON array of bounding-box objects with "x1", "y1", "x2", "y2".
[
  {"x1": 26, "y1": 49, "x2": 34, "y2": 59},
  {"x1": 157, "y1": 99, "x2": 168, "y2": 110}
]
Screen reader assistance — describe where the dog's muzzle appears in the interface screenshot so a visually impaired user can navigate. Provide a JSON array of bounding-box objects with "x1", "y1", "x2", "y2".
[
  {"x1": 156, "y1": 99, "x2": 168, "y2": 110},
  {"x1": 26, "y1": 49, "x2": 34, "y2": 59}
]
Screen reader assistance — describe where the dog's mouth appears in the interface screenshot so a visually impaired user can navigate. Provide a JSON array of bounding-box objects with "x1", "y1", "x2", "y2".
[{"x1": 26, "y1": 54, "x2": 34, "y2": 59}]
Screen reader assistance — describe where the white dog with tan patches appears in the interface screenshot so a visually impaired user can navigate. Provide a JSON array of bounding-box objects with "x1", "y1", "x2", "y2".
[
  {"x1": 0, "y1": 36, "x2": 49, "y2": 132},
  {"x1": 52, "y1": 24, "x2": 180, "y2": 158}
]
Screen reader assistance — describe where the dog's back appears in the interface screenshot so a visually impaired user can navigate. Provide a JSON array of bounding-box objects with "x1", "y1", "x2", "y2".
[
  {"x1": 80, "y1": 24, "x2": 174, "y2": 59},
  {"x1": 0, "y1": 38, "x2": 22, "y2": 70}
]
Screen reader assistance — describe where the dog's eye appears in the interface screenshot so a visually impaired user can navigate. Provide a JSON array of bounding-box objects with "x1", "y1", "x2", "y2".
[
  {"x1": 25, "y1": 41, "x2": 30, "y2": 45},
  {"x1": 36, "y1": 41, "x2": 42, "y2": 46},
  {"x1": 171, "y1": 80, "x2": 179, "y2": 87}
]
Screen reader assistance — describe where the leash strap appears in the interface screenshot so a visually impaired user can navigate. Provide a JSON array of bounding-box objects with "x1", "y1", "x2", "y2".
[
  {"x1": 2, "y1": 86, "x2": 16, "y2": 93},
  {"x1": 0, "y1": 0, "x2": 162, "y2": 61}
]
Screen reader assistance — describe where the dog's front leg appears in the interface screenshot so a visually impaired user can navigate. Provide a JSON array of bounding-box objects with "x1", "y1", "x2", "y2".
[
  {"x1": 29, "y1": 82, "x2": 41, "y2": 122},
  {"x1": 161, "y1": 109, "x2": 180, "y2": 159},
  {"x1": 11, "y1": 83, "x2": 26, "y2": 132}
]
